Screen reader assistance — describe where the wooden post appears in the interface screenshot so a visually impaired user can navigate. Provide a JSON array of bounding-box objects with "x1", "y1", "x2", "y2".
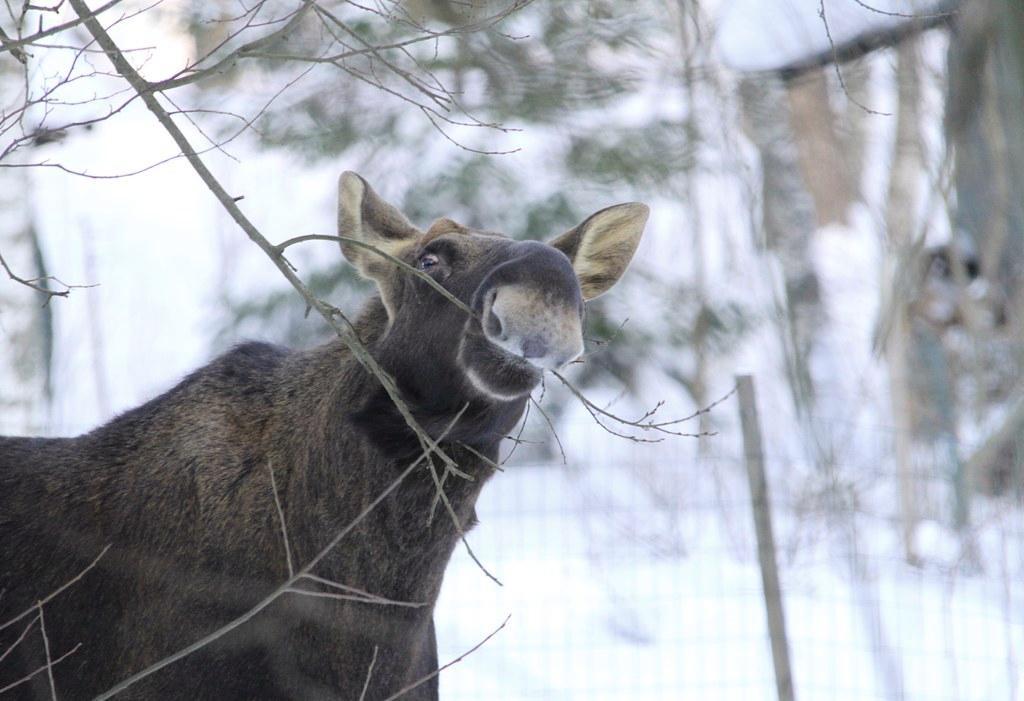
[{"x1": 736, "y1": 374, "x2": 796, "y2": 701}]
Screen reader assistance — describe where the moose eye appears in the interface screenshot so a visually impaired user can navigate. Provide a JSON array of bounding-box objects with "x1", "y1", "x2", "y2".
[{"x1": 417, "y1": 253, "x2": 440, "y2": 271}]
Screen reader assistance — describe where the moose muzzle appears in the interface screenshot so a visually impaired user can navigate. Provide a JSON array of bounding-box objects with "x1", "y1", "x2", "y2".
[{"x1": 473, "y1": 241, "x2": 585, "y2": 371}]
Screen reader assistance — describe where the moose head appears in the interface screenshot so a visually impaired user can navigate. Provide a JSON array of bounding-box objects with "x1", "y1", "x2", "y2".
[{"x1": 338, "y1": 171, "x2": 649, "y2": 405}]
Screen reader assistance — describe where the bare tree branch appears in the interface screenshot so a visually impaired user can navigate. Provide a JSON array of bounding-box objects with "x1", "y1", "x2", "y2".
[
  {"x1": 66, "y1": 0, "x2": 467, "y2": 506},
  {"x1": 529, "y1": 396, "x2": 566, "y2": 464},
  {"x1": 817, "y1": 0, "x2": 891, "y2": 116},
  {"x1": 0, "y1": 24, "x2": 28, "y2": 63},
  {"x1": 0, "y1": 642, "x2": 81, "y2": 695},
  {"x1": 381, "y1": 614, "x2": 510, "y2": 701},
  {"x1": 850, "y1": 0, "x2": 956, "y2": 20},
  {"x1": 0, "y1": 247, "x2": 97, "y2": 303},
  {"x1": 358, "y1": 644, "x2": 379, "y2": 701},
  {"x1": 0, "y1": 0, "x2": 122, "y2": 54},
  {"x1": 457, "y1": 441, "x2": 505, "y2": 472},
  {"x1": 550, "y1": 370, "x2": 728, "y2": 442},
  {"x1": 296, "y1": 573, "x2": 425, "y2": 608},
  {"x1": 0, "y1": 544, "x2": 110, "y2": 634},
  {"x1": 147, "y1": 1, "x2": 314, "y2": 92},
  {"x1": 267, "y1": 459, "x2": 294, "y2": 579},
  {"x1": 423, "y1": 453, "x2": 503, "y2": 586},
  {"x1": 37, "y1": 603, "x2": 57, "y2": 701},
  {"x1": 93, "y1": 405, "x2": 469, "y2": 699},
  {"x1": 274, "y1": 233, "x2": 475, "y2": 316},
  {"x1": 281, "y1": 586, "x2": 425, "y2": 608},
  {"x1": 0, "y1": 616, "x2": 37, "y2": 666}
]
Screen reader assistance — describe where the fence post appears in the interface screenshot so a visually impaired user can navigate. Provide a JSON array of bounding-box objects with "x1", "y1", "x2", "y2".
[{"x1": 736, "y1": 374, "x2": 796, "y2": 701}]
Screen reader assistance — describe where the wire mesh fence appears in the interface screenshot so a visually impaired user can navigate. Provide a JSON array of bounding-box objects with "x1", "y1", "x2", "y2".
[{"x1": 435, "y1": 403, "x2": 1024, "y2": 701}]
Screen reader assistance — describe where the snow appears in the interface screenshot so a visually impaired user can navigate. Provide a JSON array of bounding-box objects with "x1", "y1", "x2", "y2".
[
  {"x1": 3, "y1": 2, "x2": 1021, "y2": 700},
  {"x1": 436, "y1": 453, "x2": 1024, "y2": 700}
]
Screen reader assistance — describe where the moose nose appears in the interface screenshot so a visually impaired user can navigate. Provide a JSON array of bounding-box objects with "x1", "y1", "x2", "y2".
[
  {"x1": 520, "y1": 336, "x2": 549, "y2": 360},
  {"x1": 484, "y1": 305, "x2": 505, "y2": 340},
  {"x1": 484, "y1": 285, "x2": 583, "y2": 370}
]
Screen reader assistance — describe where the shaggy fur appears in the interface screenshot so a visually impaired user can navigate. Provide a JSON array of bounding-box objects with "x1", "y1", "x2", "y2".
[
  {"x1": 0, "y1": 304, "x2": 517, "y2": 699},
  {"x1": 0, "y1": 174, "x2": 648, "y2": 700}
]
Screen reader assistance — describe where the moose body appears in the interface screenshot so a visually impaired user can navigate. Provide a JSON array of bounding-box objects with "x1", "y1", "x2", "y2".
[{"x1": 0, "y1": 173, "x2": 647, "y2": 700}]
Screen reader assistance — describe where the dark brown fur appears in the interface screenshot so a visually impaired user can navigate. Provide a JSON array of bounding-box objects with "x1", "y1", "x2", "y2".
[
  {"x1": 0, "y1": 295, "x2": 518, "y2": 699},
  {"x1": 1, "y1": 225, "x2": 564, "y2": 701},
  {"x1": 0, "y1": 174, "x2": 648, "y2": 700}
]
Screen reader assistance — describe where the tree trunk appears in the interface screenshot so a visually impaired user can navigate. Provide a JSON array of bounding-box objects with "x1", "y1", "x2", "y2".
[
  {"x1": 0, "y1": 31, "x2": 52, "y2": 435},
  {"x1": 0, "y1": 169, "x2": 51, "y2": 434},
  {"x1": 738, "y1": 76, "x2": 825, "y2": 463},
  {"x1": 786, "y1": 69, "x2": 856, "y2": 226},
  {"x1": 883, "y1": 39, "x2": 926, "y2": 561}
]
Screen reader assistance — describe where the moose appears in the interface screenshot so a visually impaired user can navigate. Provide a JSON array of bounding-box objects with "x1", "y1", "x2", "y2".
[{"x1": 0, "y1": 172, "x2": 648, "y2": 700}]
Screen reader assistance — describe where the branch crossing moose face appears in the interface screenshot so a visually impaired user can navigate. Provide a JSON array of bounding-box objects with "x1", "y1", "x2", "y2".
[
  {"x1": 0, "y1": 172, "x2": 648, "y2": 701},
  {"x1": 338, "y1": 171, "x2": 650, "y2": 402}
]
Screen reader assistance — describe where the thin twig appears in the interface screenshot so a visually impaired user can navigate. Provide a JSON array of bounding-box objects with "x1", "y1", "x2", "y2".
[
  {"x1": 0, "y1": 544, "x2": 110, "y2": 633},
  {"x1": 818, "y1": 0, "x2": 891, "y2": 116},
  {"x1": 358, "y1": 645, "x2": 379, "y2": 701},
  {"x1": 147, "y1": 1, "x2": 314, "y2": 92},
  {"x1": 298, "y1": 572, "x2": 423, "y2": 606},
  {"x1": 282, "y1": 587, "x2": 424, "y2": 608},
  {"x1": 850, "y1": 0, "x2": 955, "y2": 19},
  {"x1": 0, "y1": 643, "x2": 81, "y2": 695},
  {"x1": 68, "y1": 0, "x2": 465, "y2": 540},
  {"x1": 500, "y1": 400, "x2": 532, "y2": 465},
  {"x1": 646, "y1": 386, "x2": 737, "y2": 428},
  {"x1": 422, "y1": 453, "x2": 503, "y2": 586},
  {"x1": 0, "y1": 616, "x2": 37, "y2": 666},
  {"x1": 550, "y1": 370, "x2": 727, "y2": 442},
  {"x1": 0, "y1": 249, "x2": 96, "y2": 303},
  {"x1": 267, "y1": 459, "x2": 294, "y2": 578},
  {"x1": 529, "y1": 396, "x2": 566, "y2": 464},
  {"x1": 426, "y1": 461, "x2": 450, "y2": 525},
  {"x1": 580, "y1": 317, "x2": 630, "y2": 360},
  {"x1": 37, "y1": 603, "x2": 58, "y2": 701},
  {"x1": 0, "y1": 0, "x2": 122, "y2": 54},
  {"x1": 274, "y1": 234, "x2": 475, "y2": 316},
  {"x1": 381, "y1": 615, "x2": 511, "y2": 701},
  {"x1": 457, "y1": 442, "x2": 504, "y2": 472},
  {"x1": 93, "y1": 406, "x2": 469, "y2": 699}
]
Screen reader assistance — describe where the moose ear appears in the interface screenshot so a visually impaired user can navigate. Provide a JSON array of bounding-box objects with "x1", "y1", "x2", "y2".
[
  {"x1": 338, "y1": 171, "x2": 421, "y2": 279},
  {"x1": 549, "y1": 203, "x2": 649, "y2": 300}
]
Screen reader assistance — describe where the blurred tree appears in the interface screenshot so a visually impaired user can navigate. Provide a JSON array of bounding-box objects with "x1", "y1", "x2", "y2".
[
  {"x1": 738, "y1": 75, "x2": 825, "y2": 460},
  {"x1": 197, "y1": 0, "x2": 752, "y2": 424},
  {"x1": 947, "y1": 0, "x2": 1024, "y2": 497},
  {"x1": 786, "y1": 68, "x2": 858, "y2": 227},
  {"x1": 0, "y1": 37, "x2": 52, "y2": 434},
  {"x1": 881, "y1": 38, "x2": 931, "y2": 561}
]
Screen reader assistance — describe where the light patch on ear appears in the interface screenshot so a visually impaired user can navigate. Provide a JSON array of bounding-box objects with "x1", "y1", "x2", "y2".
[
  {"x1": 337, "y1": 171, "x2": 421, "y2": 279},
  {"x1": 337, "y1": 172, "x2": 366, "y2": 244},
  {"x1": 550, "y1": 202, "x2": 649, "y2": 300}
]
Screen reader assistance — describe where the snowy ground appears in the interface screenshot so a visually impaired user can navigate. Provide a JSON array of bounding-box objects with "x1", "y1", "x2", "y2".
[{"x1": 436, "y1": 442, "x2": 1024, "y2": 701}]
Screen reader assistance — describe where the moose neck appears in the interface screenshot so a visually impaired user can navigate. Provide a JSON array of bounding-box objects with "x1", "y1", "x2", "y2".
[
  {"x1": 351, "y1": 297, "x2": 529, "y2": 461},
  {"x1": 273, "y1": 297, "x2": 527, "y2": 603}
]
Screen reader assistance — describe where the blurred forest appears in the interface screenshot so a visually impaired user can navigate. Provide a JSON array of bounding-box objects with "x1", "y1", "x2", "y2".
[
  {"x1": 4, "y1": 0, "x2": 1022, "y2": 551},
  {"x1": 2, "y1": 0, "x2": 1024, "y2": 697}
]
